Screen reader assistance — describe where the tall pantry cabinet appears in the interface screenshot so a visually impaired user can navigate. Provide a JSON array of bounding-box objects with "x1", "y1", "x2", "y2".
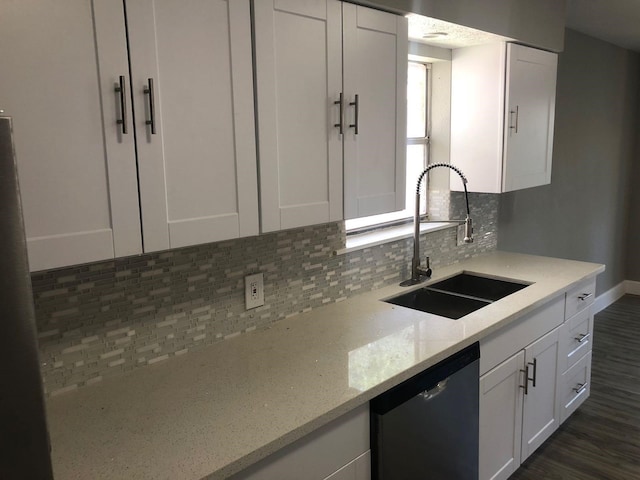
[
  {"x1": 0, "y1": 0, "x2": 258, "y2": 271},
  {"x1": 254, "y1": 0, "x2": 408, "y2": 231}
]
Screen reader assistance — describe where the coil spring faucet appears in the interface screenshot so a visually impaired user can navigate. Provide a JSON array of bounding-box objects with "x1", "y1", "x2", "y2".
[{"x1": 400, "y1": 163, "x2": 473, "y2": 287}]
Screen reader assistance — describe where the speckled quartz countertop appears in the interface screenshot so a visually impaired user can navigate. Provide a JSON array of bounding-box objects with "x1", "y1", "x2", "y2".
[{"x1": 45, "y1": 251, "x2": 604, "y2": 480}]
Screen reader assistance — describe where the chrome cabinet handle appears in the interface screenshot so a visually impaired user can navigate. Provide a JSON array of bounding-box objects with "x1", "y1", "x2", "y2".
[
  {"x1": 573, "y1": 383, "x2": 587, "y2": 395},
  {"x1": 528, "y1": 358, "x2": 537, "y2": 388},
  {"x1": 509, "y1": 105, "x2": 519, "y2": 133},
  {"x1": 349, "y1": 94, "x2": 359, "y2": 134},
  {"x1": 334, "y1": 93, "x2": 344, "y2": 134},
  {"x1": 520, "y1": 358, "x2": 537, "y2": 395},
  {"x1": 143, "y1": 78, "x2": 157, "y2": 134},
  {"x1": 520, "y1": 366, "x2": 529, "y2": 395},
  {"x1": 574, "y1": 332, "x2": 590, "y2": 343},
  {"x1": 578, "y1": 292, "x2": 593, "y2": 301},
  {"x1": 115, "y1": 75, "x2": 128, "y2": 134}
]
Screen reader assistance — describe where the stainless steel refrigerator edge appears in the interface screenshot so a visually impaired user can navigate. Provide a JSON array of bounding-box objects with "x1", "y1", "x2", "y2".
[{"x1": 0, "y1": 116, "x2": 54, "y2": 478}]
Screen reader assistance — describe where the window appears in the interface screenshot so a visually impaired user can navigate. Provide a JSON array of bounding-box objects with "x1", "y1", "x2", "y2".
[{"x1": 345, "y1": 60, "x2": 431, "y2": 232}]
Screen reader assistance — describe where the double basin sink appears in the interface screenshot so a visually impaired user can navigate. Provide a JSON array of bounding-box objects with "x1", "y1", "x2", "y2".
[{"x1": 385, "y1": 272, "x2": 530, "y2": 319}]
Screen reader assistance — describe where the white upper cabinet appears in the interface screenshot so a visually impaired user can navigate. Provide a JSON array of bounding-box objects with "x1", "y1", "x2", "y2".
[
  {"x1": 1, "y1": 0, "x2": 258, "y2": 270},
  {"x1": 503, "y1": 44, "x2": 558, "y2": 192},
  {"x1": 0, "y1": 0, "x2": 142, "y2": 271},
  {"x1": 254, "y1": 0, "x2": 408, "y2": 231},
  {"x1": 127, "y1": 0, "x2": 258, "y2": 250},
  {"x1": 451, "y1": 43, "x2": 557, "y2": 193},
  {"x1": 253, "y1": 0, "x2": 343, "y2": 232},
  {"x1": 342, "y1": 3, "x2": 408, "y2": 219}
]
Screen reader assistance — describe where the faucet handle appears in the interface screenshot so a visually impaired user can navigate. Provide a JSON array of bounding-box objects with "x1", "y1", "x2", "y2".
[{"x1": 417, "y1": 256, "x2": 432, "y2": 279}]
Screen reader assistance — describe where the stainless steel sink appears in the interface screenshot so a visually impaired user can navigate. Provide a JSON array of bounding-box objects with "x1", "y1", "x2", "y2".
[{"x1": 384, "y1": 272, "x2": 530, "y2": 319}]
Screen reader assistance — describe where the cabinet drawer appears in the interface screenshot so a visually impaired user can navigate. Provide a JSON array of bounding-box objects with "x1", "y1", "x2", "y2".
[
  {"x1": 565, "y1": 278, "x2": 596, "y2": 320},
  {"x1": 559, "y1": 307, "x2": 594, "y2": 373},
  {"x1": 559, "y1": 351, "x2": 591, "y2": 423},
  {"x1": 324, "y1": 451, "x2": 370, "y2": 480},
  {"x1": 480, "y1": 295, "x2": 564, "y2": 376}
]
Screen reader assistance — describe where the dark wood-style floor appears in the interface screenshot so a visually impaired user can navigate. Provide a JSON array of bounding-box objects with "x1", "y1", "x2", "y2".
[{"x1": 511, "y1": 295, "x2": 640, "y2": 479}]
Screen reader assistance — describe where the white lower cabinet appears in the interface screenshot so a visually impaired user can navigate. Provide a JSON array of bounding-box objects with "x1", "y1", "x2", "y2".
[
  {"x1": 232, "y1": 404, "x2": 370, "y2": 480},
  {"x1": 479, "y1": 351, "x2": 524, "y2": 480},
  {"x1": 520, "y1": 326, "x2": 561, "y2": 460},
  {"x1": 557, "y1": 301, "x2": 594, "y2": 423},
  {"x1": 480, "y1": 326, "x2": 561, "y2": 480},
  {"x1": 480, "y1": 278, "x2": 597, "y2": 480}
]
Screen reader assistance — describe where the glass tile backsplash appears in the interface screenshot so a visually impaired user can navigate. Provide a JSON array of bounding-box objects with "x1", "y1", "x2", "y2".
[{"x1": 32, "y1": 193, "x2": 498, "y2": 396}]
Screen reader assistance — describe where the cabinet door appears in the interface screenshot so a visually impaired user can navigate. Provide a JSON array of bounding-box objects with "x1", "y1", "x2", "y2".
[
  {"x1": 521, "y1": 325, "x2": 561, "y2": 461},
  {"x1": 127, "y1": 0, "x2": 258, "y2": 251},
  {"x1": 0, "y1": 0, "x2": 142, "y2": 271},
  {"x1": 450, "y1": 43, "x2": 506, "y2": 194},
  {"x1": 254, "y1": 0, "x2": 343, "y2": 232},
  {"x1": 343, "y1": 4, "x2": 408, "y2": 219},
  {"x1": 502, "y1": 43, "x2": 557, "y2": 192},
  {"x1": 479, "y1": 351, "x2": 524, "y2": 480}
]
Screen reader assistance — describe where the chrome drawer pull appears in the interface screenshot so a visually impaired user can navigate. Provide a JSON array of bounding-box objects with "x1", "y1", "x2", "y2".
[
  {"x1": 578, "y1": 292, "x2": 593, "y2": 301},
  {"x1": 573, "y1": 383, "x2": 587, "y2": 395},
  {"x1": 574, "y1": 333, "x2": 590, "y2": 343}
]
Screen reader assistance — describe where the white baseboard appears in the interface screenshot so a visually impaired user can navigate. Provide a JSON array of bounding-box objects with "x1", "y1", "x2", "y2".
[
  {"x1": 593, "y1": 281, "x2": 626, "y2": 314},
  {"x1": 624, "y1": 280, "x2": 640, "y2": 296}
]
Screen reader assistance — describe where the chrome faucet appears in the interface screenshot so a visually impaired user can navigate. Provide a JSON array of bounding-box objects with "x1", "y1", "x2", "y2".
[{"x1": 400, "y1": 163, "x2": 474, "y2": 287}]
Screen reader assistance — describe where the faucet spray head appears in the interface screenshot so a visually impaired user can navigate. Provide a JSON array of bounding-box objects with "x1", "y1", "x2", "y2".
[{"x1": 464, "y1": 215, "x2": 474, "y2": 243}]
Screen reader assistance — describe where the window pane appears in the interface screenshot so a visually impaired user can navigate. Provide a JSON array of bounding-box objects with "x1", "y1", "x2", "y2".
[
  {"x1": 406, "y1": 144, "x2": 426, "y2": 212},
  {"x1": 407, "y1": 62, "x2": 427, "y2": 138}
]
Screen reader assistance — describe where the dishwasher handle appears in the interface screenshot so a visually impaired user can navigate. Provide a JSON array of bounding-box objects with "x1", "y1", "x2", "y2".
[
  {"x1": 371, "y1": 342, "x2": 479, "y2": 415},
  {"x1": 420, "y1": 379, "x2": 448, "y2": 401}
]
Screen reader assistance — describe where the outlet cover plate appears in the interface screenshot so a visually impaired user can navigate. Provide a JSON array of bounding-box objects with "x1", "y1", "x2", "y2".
[{"x1": 245, "y1": 273, "x2": 264, "y2": 310}]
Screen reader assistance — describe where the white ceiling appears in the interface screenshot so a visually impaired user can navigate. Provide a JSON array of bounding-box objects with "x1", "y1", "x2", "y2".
[
  {"x1": 407, "y1": 14, "x2": 513, "y2": 49},
  {"x1": 566, "y1": 0, "x2": 640, "y2": 52}
]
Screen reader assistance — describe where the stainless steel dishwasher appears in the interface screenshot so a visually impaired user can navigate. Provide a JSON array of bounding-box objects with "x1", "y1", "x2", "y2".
[{"x1": 370, "y1": 342, "x2": 480, "y2": 480}]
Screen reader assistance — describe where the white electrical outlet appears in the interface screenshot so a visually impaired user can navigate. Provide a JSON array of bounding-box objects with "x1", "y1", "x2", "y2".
[{"x1": 245, "y1": 273, "x2": 264, "y2": 310}]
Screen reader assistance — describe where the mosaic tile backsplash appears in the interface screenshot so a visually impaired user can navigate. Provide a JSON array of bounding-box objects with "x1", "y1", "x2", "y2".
[{"x1": 33, "y1": 193, "x2": 498, "y2": 396}]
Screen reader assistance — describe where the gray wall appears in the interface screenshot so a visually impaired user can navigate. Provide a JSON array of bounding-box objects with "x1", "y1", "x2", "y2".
[
  {"x1": 626, "y1": 108, "x2": 640, "y2": 280},
  {"x1": 498, "y1": 29, "x2": 640, "y2": 295}
]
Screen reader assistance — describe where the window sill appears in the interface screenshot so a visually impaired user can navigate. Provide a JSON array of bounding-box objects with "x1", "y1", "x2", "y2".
[{"x1": 335, "y1": 222, "x2": 456, "y2": 255}]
